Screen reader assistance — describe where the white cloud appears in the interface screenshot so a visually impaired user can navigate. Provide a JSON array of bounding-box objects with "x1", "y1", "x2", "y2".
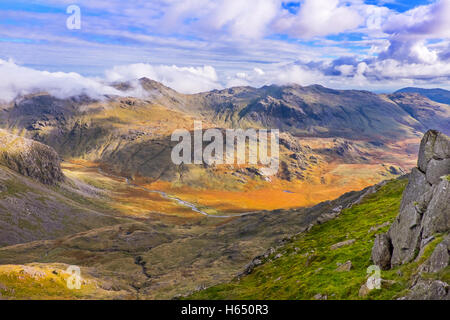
[
  {"x1": 382, "y1": 0, "x2": 450, "y2": 38},
  {"x1": 4, "y1": 56, "x2": 450, "y2": 104},
  {"x1": 104, "y1": 63, "x2": 221, "y2": 93},
  {"x1": 5, "y1": 0, "x2": 450, "y2": 98},
  {"x1": 379, "y1": 0, "x2": 450, "y2": 63},
  {"x1": 0, "y1": 59, "x2": 122, "y2": 102},
  {"x1": 155, "y1": 0, "x2": 280, "y2": 39},
  {"x1": 254, "y1": 67, "x2": 265, "y2": 76},
  {"x1": 0, "y1": 59, "x2": 224, "y2": 103},
  {"x1": 274, "y1": 0, "x2": 364, "y2": 38}
]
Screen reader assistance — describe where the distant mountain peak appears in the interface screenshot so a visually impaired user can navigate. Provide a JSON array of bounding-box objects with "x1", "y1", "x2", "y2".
[{"x1": 395, "y1": 87, "x2": 450, "y2": 105}]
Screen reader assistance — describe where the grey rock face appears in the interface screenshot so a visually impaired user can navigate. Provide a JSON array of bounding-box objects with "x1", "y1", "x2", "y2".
[
  {"x1": 421, "y1": 179, "x2": 450, "y2": 239},
  {"x1": 405, "y1": 280, "x2": 449, "y2": 300},
  {"x1": 433, "y1": 132, "x2": 450, "y2": 160},
  {"x1": 0, "y1": 130, "x2": 63, "y2": 185},
  {"x1": 398, "y1": 168, "x2": 432, "y2": 213},
  {"x1": 421, "y1": 235, "x2": 450, "y2": 273},
  {"x1": 418, "y1": 130, "x2": 439, "y2": 172},
  {"x1": 417, "y1": 130, "x2": 450, "y2": 172},
  {"x1": 389, "y1": 168, "x2": 433, "y2": 266},
  {"x1": 372, "y1": 130, "x2": 450, "y2": 269},
  {"x1": 371, "y1": 233, "x2": 392, "y2": 270},
  {"x1": 426, "y1": 158, "x2": 450, "y2": 185}
]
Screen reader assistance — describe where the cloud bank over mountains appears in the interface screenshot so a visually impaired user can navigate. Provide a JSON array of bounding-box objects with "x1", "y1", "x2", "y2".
[
  {"x1": 0, "y1": 59, "x2": 121, "y2": 102},
  {"x1": 2, "y1": 0, "x2": 450, "y2": 98}
]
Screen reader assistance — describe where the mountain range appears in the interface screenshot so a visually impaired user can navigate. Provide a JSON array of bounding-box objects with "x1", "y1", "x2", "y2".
[{"x1": 0, "y1": 81, "x2": 448, "y2": 299}]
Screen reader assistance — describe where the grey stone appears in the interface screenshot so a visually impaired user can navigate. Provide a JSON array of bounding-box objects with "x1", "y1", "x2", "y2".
[
  {"x1": 418, "y1": 130, "x2": 439, "y2": 173},
  {"x1": 313, "y1": 293, "x2": 328, "y2": 300},
  {"x1": 336, "y1": 260, "x2": 352, "y2": 272},
  {"x1": 330, "y1": 239, "x2": 356, "y2": 250},
  {"x1": 405, "y1": 280, "x2": 449, "y2": 300},
  {"x1": 371, "y1": 233, "x2": 392, "y2": 270},
  {"x1": 433, "y1": 132, "x2": 450, "y2": 160},
  {"x1": 358, "y1": 284, "x2": 371, "y2": 297},
  {"x1": 389, "y1": 203, "x2": 423, "y2": 266},
  {"x1": 399, "y1": 168, "x2": 432, "y2": 213},
  {"x1": 378, "y1": 131, "x2": 450, "y2": 269},
  {"x1": 418, "y1": 130, "x2": 450, "y2": 172},
  {"x1": 421, "y1": 179, "x2": 450, "y2": 239},
  {"x1": 426, "y1": 158, "x2": 450, "y2": 185},
  {"x1": 422, "y1": 236, "x2": 450, "y2": 273},
  {"x1": 368, "y1": 221, "x2": 390, "y2": 233},
  {"x1": 0, "y1": 130, "x2": 64, "y2": 185}
]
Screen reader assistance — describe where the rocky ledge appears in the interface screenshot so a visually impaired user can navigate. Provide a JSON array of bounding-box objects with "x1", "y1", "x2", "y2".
[
  {"x1": 0, "y1": 129, "x2": 64, "y2": 185},
  {"x1": 371, "y1": 130, "x2": 449, "y2": 299}
]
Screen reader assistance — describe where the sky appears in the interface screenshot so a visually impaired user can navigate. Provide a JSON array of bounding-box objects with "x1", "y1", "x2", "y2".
[{"x1": 1, "y1": 0, "x2": 450, "y2": 100}]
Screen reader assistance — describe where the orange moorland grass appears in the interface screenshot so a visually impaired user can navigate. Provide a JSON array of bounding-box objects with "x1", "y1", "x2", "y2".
[
  {"x1": 62, "y1": 160, "x2": 201, "y2": 218},
  {"x1": 141, "y1": 162, "x2": 397, "y2": 214},
  {"x1": 63, "y1": 154, "x2": 408, "y2": 217}
]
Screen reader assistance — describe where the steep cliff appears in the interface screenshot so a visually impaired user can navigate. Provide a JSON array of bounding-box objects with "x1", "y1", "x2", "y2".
[
  {"x1": 372, "y1": 130, "x2": 449, "y2": 299},
  {"x1": 0, "y1": 129, "x2": 63, "y2": 185}
]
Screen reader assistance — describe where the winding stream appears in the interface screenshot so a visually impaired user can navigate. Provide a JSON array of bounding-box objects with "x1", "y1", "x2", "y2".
[{"x1": 97, "y1": 168, "x2": 258, "y2": 218}]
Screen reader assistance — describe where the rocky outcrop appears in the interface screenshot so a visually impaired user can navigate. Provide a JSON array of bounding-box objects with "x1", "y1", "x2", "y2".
[
  {"x1": 0, "y1": 129, "x2": 63, "y2": 185},
  {"x1": 372, "y1": 130, "x2": 449, "y2": 269},
  {"x1": 419, "y1": 235, "x2": 450, "y2": 274},
  {"x1": 371, "y1": 130, "x2": 450, "y2": 299},
  {"x1": 404, "y1": 280, "x2": 449, "y2": 300}
]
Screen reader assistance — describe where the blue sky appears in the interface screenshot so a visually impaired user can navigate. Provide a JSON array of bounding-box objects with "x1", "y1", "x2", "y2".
[{"x1": 1, "y1": 0, "x2": 450, "y2": 96}]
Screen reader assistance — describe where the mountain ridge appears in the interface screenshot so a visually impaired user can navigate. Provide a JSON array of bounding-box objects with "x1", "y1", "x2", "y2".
[{"x1": 396, "y1": 87, "x2": 450, "y2": 105}]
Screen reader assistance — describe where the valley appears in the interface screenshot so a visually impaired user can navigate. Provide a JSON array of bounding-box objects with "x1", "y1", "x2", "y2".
[{"x1": 0, "y1": 82, "x2": 449, "y2": 300}]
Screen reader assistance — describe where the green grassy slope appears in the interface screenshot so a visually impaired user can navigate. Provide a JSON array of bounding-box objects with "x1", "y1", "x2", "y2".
[{"x1": 188, "y1": 178, "x2": 448, "y2": 300}]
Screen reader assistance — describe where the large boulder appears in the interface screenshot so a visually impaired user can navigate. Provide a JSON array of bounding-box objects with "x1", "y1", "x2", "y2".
[
  {"x1": 371, "y1": 233, "x2": 392, "y2": 270},
  {"x1": 417, "y1": 130, "x2": 450, "y2": 173}
]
